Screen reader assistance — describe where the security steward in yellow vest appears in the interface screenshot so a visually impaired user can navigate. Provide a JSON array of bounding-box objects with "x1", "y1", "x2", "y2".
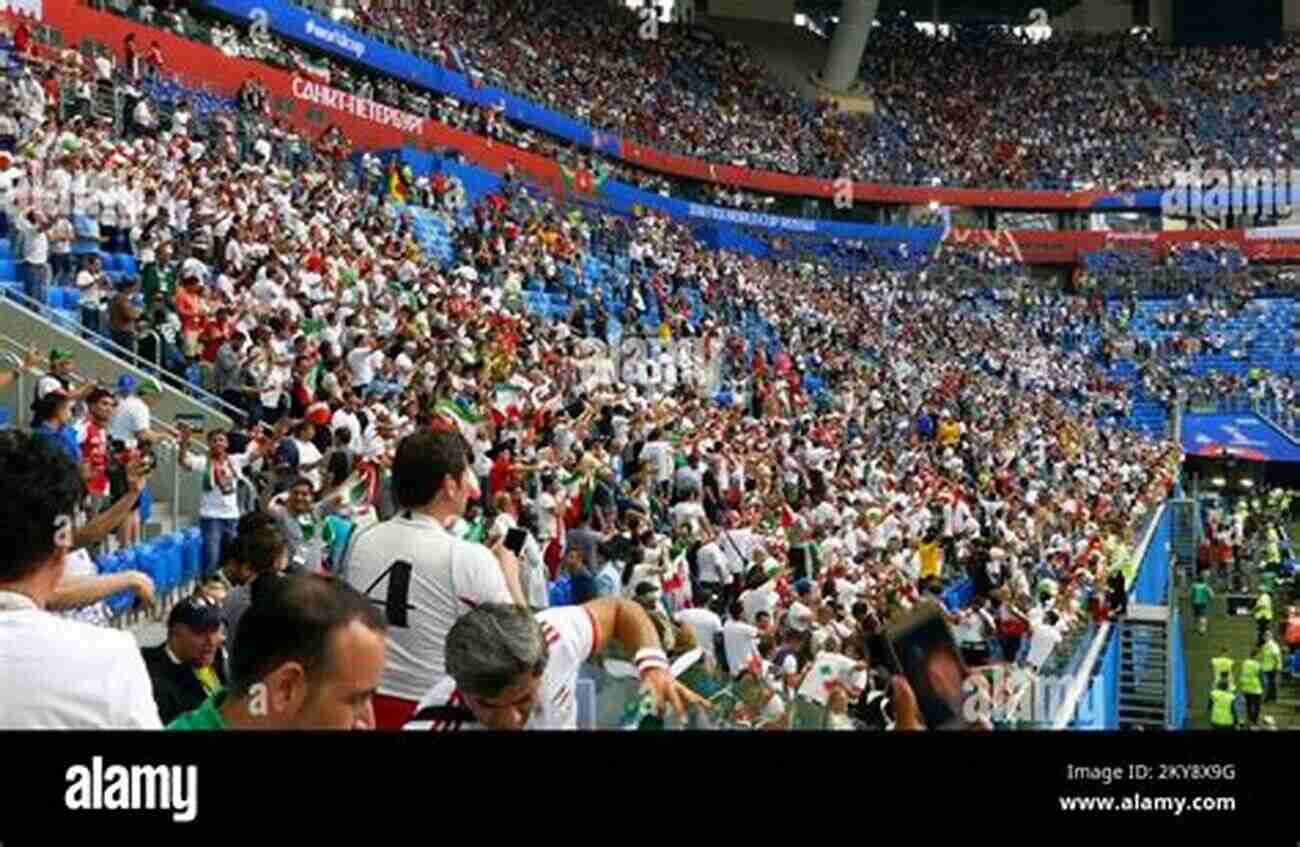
[
  {"x1": 1208, "y1": 677, "x2": 1237, "y2": 730},
  {"x1": 1239, "y1": 654, "x2": 1264, "y2": 727},
  {"x1": 1211, "y1": 648, "x2": 1235, "y2": 692}
]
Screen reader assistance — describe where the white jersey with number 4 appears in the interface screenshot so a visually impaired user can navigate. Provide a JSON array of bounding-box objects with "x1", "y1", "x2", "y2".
[
  {"x1": 405, "y1": 605, "x2": 600, "y2": 731},
  {"x1": 339, "y1": 511, "x2": 513, "y2": 702}
]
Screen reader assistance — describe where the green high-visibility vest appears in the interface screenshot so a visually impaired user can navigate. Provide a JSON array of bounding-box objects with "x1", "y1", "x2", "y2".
[
  {"x1": 1209, "y1": 689, "x2": 1235, "y2": 727},
  {"x1": 1239, "y1": 659, "x2": 1263, "y2": 695},
  {"x1": 1260, "y1": 641, "x2": 1282, "y2": 673},
  {"x1": 1211, "y1": 656, "x2": 1235, "y2": 690}
]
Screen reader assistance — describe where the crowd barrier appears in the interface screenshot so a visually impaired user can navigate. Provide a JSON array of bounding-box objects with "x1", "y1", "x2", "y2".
[
  {"x1": 1061, "y1": 504, "x2": 1188, "y2": 730},
  {"x1": 395, "y1": 146, "x2": 947, "y2": 246}
]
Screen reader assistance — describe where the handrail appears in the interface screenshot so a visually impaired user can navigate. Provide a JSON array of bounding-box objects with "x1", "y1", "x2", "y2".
[
  {"x1": 1050, "y1": 500, "x2": 1168, "y2": 729},
  {"x1": 0, "y1": 327, "x2": 213, "y2": 535},
  {"x1": 0, "y1": 328, "x2": 208, "y2": 451},
  {"x1": 1, "y1": 287, "x2": 248, "y2": 422}
]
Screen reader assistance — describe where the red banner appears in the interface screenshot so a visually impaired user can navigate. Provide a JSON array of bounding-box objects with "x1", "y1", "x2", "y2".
[
  {"x1": 618, "y1": 148, "x2": 1111, "y2": 211},
  {"x1": 946, "y1": 228, "x2": 1296, "y2": 265},
  {"x1": 32, "y1": 3, "x2": 566, "y2": 195}
]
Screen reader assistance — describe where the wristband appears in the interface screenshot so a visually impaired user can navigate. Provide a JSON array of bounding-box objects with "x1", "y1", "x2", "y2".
[{"x1": 634, "y1": 647, "x2": 670, "y2": 678}]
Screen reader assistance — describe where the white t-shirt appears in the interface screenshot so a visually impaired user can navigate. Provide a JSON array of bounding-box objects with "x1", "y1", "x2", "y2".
[
  {"x1": 676, "y1": 607, "x2": 723, "y2": 664},
  {"x1": 331, "y1": 409, "x2": 362, "y2": 449},
  {"x1": 185, "y1": 451, "x2": 253, "y2": 520},
  {"x1": 1025, "y1": 621, "x2": 1064, "y2": 670},
  {"x1": 671, "y1": 499, "x2": 706, "y2": 528},
  {"x1": 695, "y1": 541, "x2": 728, "y2": 584},
  {"x1": 293, "y1": 437, "x2": 323, "y2": 490},
  {"x1": 341, "y1": 511, "x2": 514, "y2": 702},
  {"x1": 739, "y1": 581, "x2": 779, "y2": 625},
  {"x1": 107, "y1": 396, "x2": 151, "y2": 447},
  {"x1": 0, "y1": 591, "x2": 162, "y2": 729},
  {"x1": 641, "y1": 440, "x2": 674, "y2": 483},
  {"x1": 347, "y1": 346, "x2": 379, "y2": 385},
  {"x1": 405, "y1": 604, "x2": 598, "y2": 730},
  {"x1": 722, "y1": 618, "x2": 761, "y2": 677},
  {"x1": 796, "y1": 651, "x2": 868, "y2": 707}
]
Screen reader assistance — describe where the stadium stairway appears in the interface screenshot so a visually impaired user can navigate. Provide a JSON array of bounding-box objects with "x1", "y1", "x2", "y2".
[{"x1": 1116, "y1": 608, "x2": 1171, "y2": 730}]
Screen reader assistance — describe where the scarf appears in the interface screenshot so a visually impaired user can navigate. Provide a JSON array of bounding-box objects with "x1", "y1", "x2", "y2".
[{"x1": 203, "y1": 455, "x2": 236, "y2": 495}]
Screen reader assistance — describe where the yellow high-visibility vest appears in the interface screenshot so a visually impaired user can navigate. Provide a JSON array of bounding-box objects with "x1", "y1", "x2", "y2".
[
  {"x1": 1211, "y1": 656, "x2": 1235, "y2": 691},
  {"x1": 1209, "y1": 689, "x2": 1235, "y2": 727},
  {"x1": 1238, "y1": 659, "x2": 1263, "y2": 696}
]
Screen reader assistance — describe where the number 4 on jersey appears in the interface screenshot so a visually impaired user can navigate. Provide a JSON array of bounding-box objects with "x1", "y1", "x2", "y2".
[{"x1": 362, "y1": 561, "x2": 416, "y2": 628}]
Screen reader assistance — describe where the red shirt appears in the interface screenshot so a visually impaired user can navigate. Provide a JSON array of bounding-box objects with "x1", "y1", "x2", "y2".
[
  {"x1": 80, "y1": 421, "x2": 110, "y2": 498},
  {"x1": 175, "y1": 287, "x2": 203, "y2": 332},
  {"x1": 13, "y1": 24, "x2": 30, "y2": 55},
  {"x1": 489, "y1": 455, "x2": 516, "y2": 496},
  {"x1": 200, "y1": 318, "x2": 228, "y2": 362}
]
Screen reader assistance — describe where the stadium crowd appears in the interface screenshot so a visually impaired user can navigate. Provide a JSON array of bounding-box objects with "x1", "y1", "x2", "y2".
[
  {"x1": 17, "y1": 3, "x2": 1291, "y2": 734},
  {"x1": 0, "y1": 47, "x2": 1187, "y2": 730},
  {"x1": 268, "y1": 0, "x2": 1298, "y2": 190},
  {"x1": 69, "y1": 0, "x2": 1299, "y2": 198}
]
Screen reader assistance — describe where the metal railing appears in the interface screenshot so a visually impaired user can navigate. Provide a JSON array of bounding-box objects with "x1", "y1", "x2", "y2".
[
  {"x1": 0, "y1": 328, "x2": 211, "y2": 537},
  {"x1": 1, "y1": 287, "x2": 249, "y2": 422},
  {"x1": 1050, "y1": 499, "x2": 1168, "y2": 729}
]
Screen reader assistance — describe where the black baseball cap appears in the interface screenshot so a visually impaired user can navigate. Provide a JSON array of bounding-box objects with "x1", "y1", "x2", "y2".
[{"x1": 168, "y1": 595, "x2": 222, "y2": 631}]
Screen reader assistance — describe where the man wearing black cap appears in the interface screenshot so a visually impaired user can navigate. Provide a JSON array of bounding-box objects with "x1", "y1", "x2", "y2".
[{"x1": 141, "y1": 594, "x2": 228, "y2": 724}]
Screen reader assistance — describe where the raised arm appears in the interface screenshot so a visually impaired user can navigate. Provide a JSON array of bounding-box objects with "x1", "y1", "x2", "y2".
[{"x1": 582, "y1": 596, "x2": 709, "y2": 720}]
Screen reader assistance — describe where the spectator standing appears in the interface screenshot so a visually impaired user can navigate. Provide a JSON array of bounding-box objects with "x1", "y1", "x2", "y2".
[
  {"x1": 14, "y1": 208, "x2": 50, "y2": 305},
  {"x1": 75, "y1": 254, "x2": 109, "y2": 336},
  {"x1": 107, "y1": 374, "x2": 164, "y2": 449},
  {"x1": 108, "y1": 277, "x2": 144, "y2": 353},
  {"x1": 268, "y1": 476, "x2": 345, "y2": 574},
  {"x1": 340, "y1": 430, "x2": 526, "y2": 729},
  {"x1": 77, "y1": 388, "x2": 115, "y2": 519},
  {"x1": 47, "y1": 213, "x2": 74, "y2": 283},
  {"x1": 407, "y1": 599, "x2": 703, "y2": 730},
  {"x1": 178, "y1": 422, "x2": 284, "y2": 576},
  {"x1": 0, "y1": 430, "x2": 161, "y2": 728}
]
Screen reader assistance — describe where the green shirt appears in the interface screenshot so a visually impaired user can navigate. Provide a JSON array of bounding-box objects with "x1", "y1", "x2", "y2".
[
  {"x1": 1190, "y1": 582, "x2": 1212, "y2": 606},
  {"x1": 166, "y1": 691, "x2": 230, "y2": 731}
]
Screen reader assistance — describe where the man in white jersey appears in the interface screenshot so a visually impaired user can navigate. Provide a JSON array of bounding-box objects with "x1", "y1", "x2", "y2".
[
  {"x1": 340, "y1": 430, "x2": 527, "y2": 729},
  {"x1": 406, "y1": 598, "x2": 707, "y2": 730},
  {"x1": 0, "y1": 431, "x2": 160, "y2": 729}
]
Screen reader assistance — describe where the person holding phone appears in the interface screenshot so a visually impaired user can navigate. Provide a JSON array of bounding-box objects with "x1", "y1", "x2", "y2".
[{"x1": 488, "y1": 504, "x2": 549, "y2": 612}]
